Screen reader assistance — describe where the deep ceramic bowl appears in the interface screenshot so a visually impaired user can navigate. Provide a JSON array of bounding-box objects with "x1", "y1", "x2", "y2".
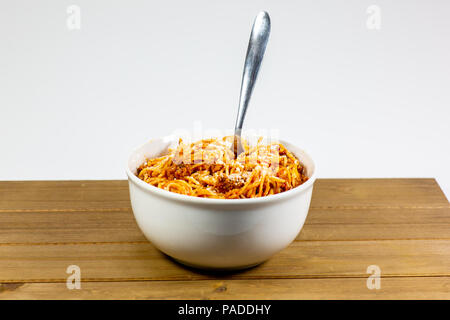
[{"x1": 126, "y1": 136, "x2": 316, "y2": 269}]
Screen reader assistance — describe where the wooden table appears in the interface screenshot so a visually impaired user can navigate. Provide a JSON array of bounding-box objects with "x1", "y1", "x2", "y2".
[{"x1": 0, "y1": 179, "x2": 449, "y2": 299}]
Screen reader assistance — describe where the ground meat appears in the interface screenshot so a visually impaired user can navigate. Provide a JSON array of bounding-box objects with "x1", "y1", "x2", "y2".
[
  {"x1": 165, "y1": 163, "x2": 192, "y2": 180},
  {"x1": 173, "y1": 164, "x2": 192, "y2": 179},
  {"x1": 216, "y1": 174, "x2": 245, "y2": 193}
]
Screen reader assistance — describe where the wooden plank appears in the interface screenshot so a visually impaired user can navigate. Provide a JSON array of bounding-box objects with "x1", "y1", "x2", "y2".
[
  {"x1": 298, "y1": 223, "x2": 450, "y2": 241},
  {"x1": 306, "y1": 207, "x2": 450, "y2": 224},
  {"x1": 0, "y1": 179, "x2": 448, "y2": 244},
  {"x1": 311, "y1": 178, "x2": 449, "y2": 207},
  {"x1": 0, "y1": 210, "x2": 146, "y2": 243},
  {"x1": 0, "y1": 240, "x2": 449, "y2": 282},
  {"x1": 0, "y1": 180, "x2": 130, "y2": 210},
  {"x1": 1, "y1": 208, "x2": 448, "y2": 244},
  {"x1": 1, "y1": 179, "x2": 447, "y2": 212},
  {"x1": 1, "y1": 277, "x2": 449, "y2": 300},
  {"x1": 0, "y1": 211, "x2": 448, "y2": 244}
]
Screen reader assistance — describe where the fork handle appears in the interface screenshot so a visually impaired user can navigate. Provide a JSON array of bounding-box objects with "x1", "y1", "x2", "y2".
[{"x1": 234, "y1": 11, "x2": 271, "y2": 137}]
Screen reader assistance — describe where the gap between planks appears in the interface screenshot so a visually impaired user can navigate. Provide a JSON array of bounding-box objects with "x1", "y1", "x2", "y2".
[
  {"x1": 0, "y1": 205, "x2": 448, "y2": 213},
  {"x1": 2, "y1": 237, "x2": 450, "y2": 247},
  {"x1": 2, "y1": 274, "x2": 450, "y2": 284}
]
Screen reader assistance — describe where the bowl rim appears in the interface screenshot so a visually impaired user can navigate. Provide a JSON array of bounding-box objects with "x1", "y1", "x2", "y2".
[{"x1": 126, "y1": 135, "x2": 317, "y2": 205}]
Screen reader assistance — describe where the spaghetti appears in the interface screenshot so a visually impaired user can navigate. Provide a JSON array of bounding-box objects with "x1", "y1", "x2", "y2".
[{"x1": 137, "y1": 136, "x2": 308, "y2": 199}]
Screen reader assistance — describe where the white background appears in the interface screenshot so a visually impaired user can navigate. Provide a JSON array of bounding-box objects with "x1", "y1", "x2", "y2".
[{"x1": 1, "y1": 0, "x2": 449, "y2": 198}]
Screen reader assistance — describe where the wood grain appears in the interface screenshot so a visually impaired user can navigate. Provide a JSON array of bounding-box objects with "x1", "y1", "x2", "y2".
[
  {"x1": 0, "y1": 179, "x2": 448, "y2": 244},
  {"x1": 0, "y1": 180, "x2": 130, "y2": 210},
  {"x1": 1, "y1": 240, "x2": 449, "y2": 282},
  {"x1": 0, "y1": 210, "x2": 146, "y2": 243},
  {"x1": 1, "y1": 277, "x2": 449, "y2": 300},
  {"x1": 1, "y1": 208, "x2": 449, "y2": 244},
  {"x1": 0, "y1": 179, "x2": 448, "y2": 299},
  {"x1": 1, "y1": 179, "x2": 447, "y2": 211},
  {"x1": 311, "y1": 178, "x2": 449, "y2": 207}
]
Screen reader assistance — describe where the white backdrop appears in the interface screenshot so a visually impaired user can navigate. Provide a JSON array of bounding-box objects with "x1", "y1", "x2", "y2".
[{"x1": 1, "y1": 0, "x2": 449, "y2": 198}]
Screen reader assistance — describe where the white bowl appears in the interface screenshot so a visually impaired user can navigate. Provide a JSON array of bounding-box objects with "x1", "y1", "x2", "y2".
[{"x1": 126, "y1": 136, "x2": 316, "y2": 270}]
